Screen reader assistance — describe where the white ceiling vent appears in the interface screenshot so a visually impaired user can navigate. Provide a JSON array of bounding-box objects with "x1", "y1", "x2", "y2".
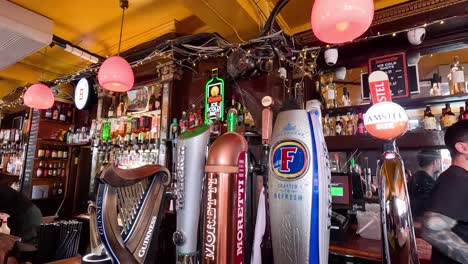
[{"x1": 0, "y1": 0, "x2": 53, "y2": 70}]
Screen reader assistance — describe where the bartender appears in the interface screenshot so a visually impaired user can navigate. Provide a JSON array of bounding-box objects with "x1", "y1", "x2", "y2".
[
  {"x1": 422, "y1": 120, "x2": 468, "y2": 264},
  {"x1": 408, "y1": 150, "x2": 441, "y2": 220}
]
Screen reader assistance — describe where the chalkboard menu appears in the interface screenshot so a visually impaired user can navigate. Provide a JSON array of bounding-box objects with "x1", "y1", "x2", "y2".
[
  {"x1": 368, "y1": 52, "x2": 409, "y2": 99},
  {"x1": 21, "y1": 109, "x2": 40, "y2": 196}
]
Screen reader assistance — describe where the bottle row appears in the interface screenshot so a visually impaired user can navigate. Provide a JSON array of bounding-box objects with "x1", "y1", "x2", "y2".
[
  {"x1": 423, "y1": 102, "x2": 467, "y2": 131},
  {"x1": 37, "y1": 145, "x2": 69, "y2": 159},
  {"x1": 2, "y1": 154, "x2": 23, "y2": 176},
  {"x1": 0, "y1": 129, "x2": 23, "y2": 144},
  {"x1": 35, "y1": 161, "x2": 67, "y2": 178},
  {"x1": 323, "y1": 112, "x2": 366, "y2": 137},
  {"x1": 43, "y1": 102, "x2": 73, "y2": 123}
]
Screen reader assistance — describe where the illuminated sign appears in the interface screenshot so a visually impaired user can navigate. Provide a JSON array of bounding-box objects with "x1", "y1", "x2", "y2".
[
  {"x1": 364, "y1": 102, "x2": 409, "y2": 140},
  {"x1": 271, "y1": 141, "x2": 308, "y2": 179},
  {"x1": 204, "y1": 69, "x2": 225, "y2": 124},
  {"x1": 74, "y1": 78, "x2": 90, "y2": 110}
]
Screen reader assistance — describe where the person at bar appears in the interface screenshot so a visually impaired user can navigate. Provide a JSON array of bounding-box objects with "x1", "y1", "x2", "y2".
[
  {"x1": 422, "y1": 120, "x2": 468, "y2": 264},
  {"x1": 0, "y1": 186, "x2": 42, "y2": 244},
  {"x1": 408, "y1": 150, "x2": 441, "y2": 220}
]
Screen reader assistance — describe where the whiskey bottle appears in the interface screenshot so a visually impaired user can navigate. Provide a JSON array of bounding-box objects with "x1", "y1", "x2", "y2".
[
  {"x1": 108, "y1": 96, "x2": 115, "y2": 118},
  {"x1": 464, "y1": 101, "x2": 468, "y2": 120},
  {"x1": 335, "y1": 116, "x2": 344, "y2": 136},
  {"x1": 323, "y1": 114, "x2": 331, "y2": 136},
  {"x1": 423, "y1": 105, "x2": 437, "y2": 130},
  {"x1": 443, "y1": 103, "x2": 457, "y2": 128},
  {"x1": 448, "y1": 56, "x2": 466, "y2": 94},
  {"x1": 327, "y1": 78, "x2": 337, "y2": 109},
  {"x1": 52, "y1": 103, "x2": 59, "y2": 120},
  {"x1": 459, "y1": 107, "x2": 465, "y2": 122},
  {"x1": 345, "y1": 112, "x2": 354, "y2": 135}
]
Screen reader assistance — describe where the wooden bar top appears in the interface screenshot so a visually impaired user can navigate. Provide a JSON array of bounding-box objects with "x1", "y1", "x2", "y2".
[{"x1": 329, "y1": 227, "x2": 382, "y2": 261}]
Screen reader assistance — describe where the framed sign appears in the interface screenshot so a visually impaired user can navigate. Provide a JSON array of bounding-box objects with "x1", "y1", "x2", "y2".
[
  {"x1": 127, "y1": 86, "x2": 149, "y2": 113},
  {"x1": 368, "y1": 52, "x2": 409, "y2": 99}
]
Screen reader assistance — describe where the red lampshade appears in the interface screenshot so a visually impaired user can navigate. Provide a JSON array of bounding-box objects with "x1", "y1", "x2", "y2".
[
  {"x1": 311, "y1": 0, "x2": 374, "y2": 44},
  {"x1": 24, "y1": 83, "x2": 54, "y2": 109},
  {"x1": 98, "y1": 56, "x2": 134, "y2": 92}
]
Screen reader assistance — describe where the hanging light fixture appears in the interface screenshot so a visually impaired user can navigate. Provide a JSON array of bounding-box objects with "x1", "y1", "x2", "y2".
[
  {"x1": 98, "y1": 0, "x2": 134, "y2": 92},
  {"x1": 24, "y1": 83, "x2": 54, "y2": 109},
  {"x1": 311, "y1": 0, "x2": 374, "y2": 44}
]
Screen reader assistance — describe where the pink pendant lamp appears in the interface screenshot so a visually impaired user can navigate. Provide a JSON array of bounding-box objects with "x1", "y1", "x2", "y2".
[
  {"x1": 311, "y1": 0, "x2": 374, "y2": 44},
  {"x1": 98, "y1": 0, "x2": 134, "y2": 92},
  {"x1": 98, "y1": 56, "x2": 134, "y2": 92},
  {"x1": 24, "y1": 83, "x2": 54, "y2": 109}
]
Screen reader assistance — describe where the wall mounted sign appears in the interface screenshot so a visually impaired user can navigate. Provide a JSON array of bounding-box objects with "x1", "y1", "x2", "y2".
[
  {"x1": 369, "y1": 52, "x2": 409, "y2": 99},
  {"x1": 368, "y1": 71, "x2": 391, "y2": 103},
  {"x1": 204, "y1": 68, "x2": 225, "y2": 124},
  {"x1": 74, "y1": 78, "x2": 90, "y2": 110},
  {"x1": 364, "y1": 102, "x2": 409, "y2": 140}
]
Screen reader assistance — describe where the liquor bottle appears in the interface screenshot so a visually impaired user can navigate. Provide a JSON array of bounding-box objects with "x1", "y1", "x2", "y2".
[
  {"x1": 323, "y1": 114, "x2": 331, "y2": 136},
  {"x1": 327, "y1": 78, "x2": 337, "y2": 109},
  {"x1": 179, "y1": 111, "x2": 188, "y2": 133},
  {"x1": 116, "y1": 95, "x2": 124, "y2": 117},
  {"x1": 330, "y1": 153, "x2": 341, "y2": 172},
  {"x1": 329, "y1": 116, "x2": 336, "y2": 136},
  {"x1": 45, "y1": 106, "x2": 53, "y2": 120},
  {"x1": 36, "y1": 161, "x2": 44, "y2": 178},
  {"x1": 189, "y1": 104, "x2": 197, "y2": 128},
  {"x1": 342, "y1": 87, "x2": 351, "y2": 107},
  {"x1": 66, "y1": 104, "x2": 73, "y2": 123},
  {"x1": 59, "y1": 103, "x2": 66, "y2": 122},
  {"x1": 170, "y1": 118, "x2": 179, "y2": 140},
  {"x1": 444, "y1": 103, "x2": 457, "y2": 128},
  {"x1": 345, "y1": 112, "x2": 354, "y2": 135},
  {"x1": 52, "y1": 183, "x2": 57, "y2": 197},
  {"x1": 154, "y1": 89, "x2": 161, "y2": 110},
  {"x1": 357, "y1": 112, "x2": 365, "y2": 134},
  {"x1": 335, "y1": 116, "x2": 344, "y2": 136},
  {"x1": 48, "y1": 162, "x2": 53, "y2": 177},
  {"x1": 423, "y1": 105, "x2": 437, "y2": 130},
  {"x1": 102, "y1": 119, "x2": 111, "y2": 142},
  {"x1": 439, "y1": 107, "x2": 447, "y2": 129},
  {"x1": 52, "y1": 103, "x2": 59, "y2": 120},
  {"x1": 458, "y1": 107, "x2": 465, "y2": 122},
  {"x1": 108, "y1": 96, "x2": 115, "y2": 118},
  {"x1": 57, "y1": 183, "x2": 63, "y2": 196},
  {"x1": 464, "y1": 101, "x2": 468, "y2": 120},
  {"x1": 148, "y1": 88, "x2": 156, "y2": 111},
  {"x1": 237, "y1": 102, "x2": 245, "y2": 128},
  {"x1": 448, "y1": 56, "x2": 466, "y2": 94}
]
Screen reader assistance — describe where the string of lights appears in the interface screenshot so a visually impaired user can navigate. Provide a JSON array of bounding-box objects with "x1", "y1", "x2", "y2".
[{"x1": 1, "y1": 14, "x2": 462, "y2": 111}]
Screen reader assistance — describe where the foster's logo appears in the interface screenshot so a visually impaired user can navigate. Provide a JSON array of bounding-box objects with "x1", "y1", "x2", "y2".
[{"x1": 271, "y1": 141, "x2": 308, "y2": 179}]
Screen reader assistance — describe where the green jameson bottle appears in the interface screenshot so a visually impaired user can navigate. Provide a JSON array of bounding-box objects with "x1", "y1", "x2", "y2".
[{"x1": 227, "y1": 110, "x2": 237, "y2": 132}]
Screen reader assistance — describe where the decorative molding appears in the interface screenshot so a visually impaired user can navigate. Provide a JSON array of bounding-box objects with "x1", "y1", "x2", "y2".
[
  {"x1": 294, "y1": 0, "x2": 468, "y2": 45},
  {"x1": 372, "y1": 0, "x2": 468, "y2": 26}
]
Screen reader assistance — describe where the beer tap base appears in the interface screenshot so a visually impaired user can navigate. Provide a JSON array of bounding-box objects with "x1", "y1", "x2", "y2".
[{"x1": 176, "y1": 253, "x2": 197, "y2": 264}]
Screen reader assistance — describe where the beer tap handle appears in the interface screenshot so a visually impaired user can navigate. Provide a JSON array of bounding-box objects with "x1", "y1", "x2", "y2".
[{"x1": 261, "y1": 96, "x2": 273, "y2": 146}]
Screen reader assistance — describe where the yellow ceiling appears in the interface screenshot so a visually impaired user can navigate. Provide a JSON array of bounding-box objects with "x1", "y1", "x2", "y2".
[{"x1": 0, "y1": 0, "x2": 411, "y2": 99}]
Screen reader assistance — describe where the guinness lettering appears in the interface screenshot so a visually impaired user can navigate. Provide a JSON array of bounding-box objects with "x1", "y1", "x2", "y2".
[
  {"x1": 96, "y1": 196, "x2": 104, "y2": 235},
  {"x1": 204, "y1": 175, "x2": 218, "y2": 260},
  {"x1": 138, "y1": 216, "x2": 157, "y2": 258},
  {"x1": 176, "y1": 146, "x2": 185, "y2": 210}
]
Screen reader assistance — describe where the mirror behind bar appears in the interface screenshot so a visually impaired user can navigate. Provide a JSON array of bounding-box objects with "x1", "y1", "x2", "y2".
[{"x1": 96, "y1": 164, "x2": 171, "y2": 264}]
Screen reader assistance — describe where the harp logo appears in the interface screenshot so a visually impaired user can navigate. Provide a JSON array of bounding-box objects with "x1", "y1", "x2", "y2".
[
  {"x1": 272, "y1": 141, "x2": 308, "y2": 179},
  {"x1": 138, "y1": 216, "x2": 157, "y2": 258}
]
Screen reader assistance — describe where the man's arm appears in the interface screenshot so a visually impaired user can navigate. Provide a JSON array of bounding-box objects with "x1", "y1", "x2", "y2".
[{"x1": 422, "y1": 211, "x2": 468, "y2": 263}]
